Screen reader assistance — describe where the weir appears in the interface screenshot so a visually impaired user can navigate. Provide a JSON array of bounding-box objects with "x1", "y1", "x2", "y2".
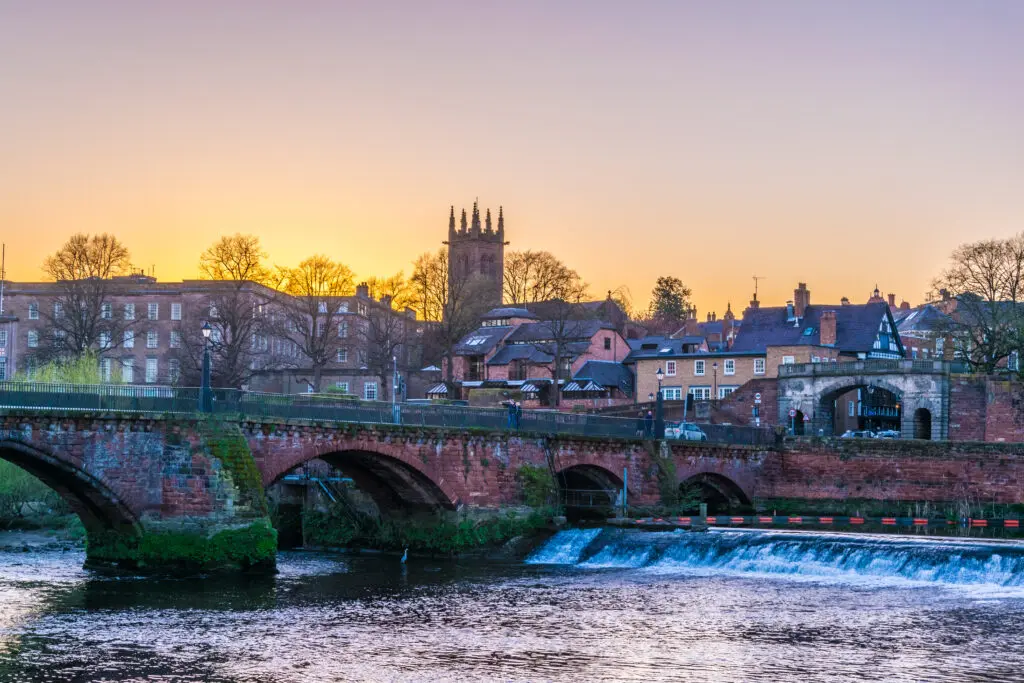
[{"x1": 528, "y1": 528, "x2": 1024, "y2": 590}]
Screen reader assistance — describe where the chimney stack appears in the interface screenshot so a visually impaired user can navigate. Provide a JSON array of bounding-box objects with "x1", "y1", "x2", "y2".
[
  {"x1": 793, "y1": 283, "x2": 810, "y2": 318},
  {"x1": 887, "y1": 293, "x2": 896, "y2": 308},
  {"x1": 786, "y1": 300, "x2": 795, "y2": 321},
  {"x1": 356, "y1": 283, "x2": 369, "y2": 298},
  {"x1": 819, "y1": 310, "x2": 837, "y2": 346},
  {"x1": 840, "y1": 297, "x2": 850, "y2": 306}
]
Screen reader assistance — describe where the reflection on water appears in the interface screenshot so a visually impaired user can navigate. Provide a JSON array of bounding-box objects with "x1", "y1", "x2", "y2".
[{"x1": 2, "y1": 529, "x2": 1024, "y2": 682}]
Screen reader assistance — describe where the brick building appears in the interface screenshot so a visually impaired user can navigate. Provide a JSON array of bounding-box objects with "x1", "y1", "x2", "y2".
[{"x1": 0, "y1": 275, "x2": 425, "y2": 399}]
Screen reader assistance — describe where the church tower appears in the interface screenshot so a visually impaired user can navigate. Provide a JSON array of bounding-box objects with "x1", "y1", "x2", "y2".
[{"x1": 444, "y1": 201, "x2": 507, "y2": 310}]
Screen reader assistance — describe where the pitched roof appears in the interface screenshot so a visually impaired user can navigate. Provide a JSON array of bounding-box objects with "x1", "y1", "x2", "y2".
[
  {"x1": 895, "y1": 304, "x2": 951, "y2": 333},
  {"x1": 525, "y1": 298, "x2": 626, "y2": 325},
  {"x1": 504, "y1": 319, "x2": 613, "y2": 344},
  {"x1": 573, "y1": 360, "x2": 634, "y2": 396},
  {"x1": 731, "y1": 302, "x2": 892, "y2": 354},
  {"x1": 481, "y1": 306, "x2": 536, "y2": 321},
  {"x1": 452, "y1": 325, "x2": 512, "y2": 355}
]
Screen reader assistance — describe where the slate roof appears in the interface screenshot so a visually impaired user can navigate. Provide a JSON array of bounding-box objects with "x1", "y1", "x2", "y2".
[
  {"x1": 573, "y1": 360, "x2": 634, "y2": 396},
  {"x1": 730, "y1": 302, "x2": 892, "y2": 354},
  {"x1": 504, "y1": 319, "x2": 613, "y2": 344},
  {"x1": 895, "y1": 304, "x2": 951, "y2": 333},
  {"x1": 525, "y1": 298, "x2": 627, "y2": 325},
  {"x1": 452, "y1": 325, "x2": 512, "y2": 356},
  {"x1": 481, "y1": 307, "x2": 537, "y2": 321},
  {"x1": 623, "y1": 336, "x2": 748, "y2": 363}
]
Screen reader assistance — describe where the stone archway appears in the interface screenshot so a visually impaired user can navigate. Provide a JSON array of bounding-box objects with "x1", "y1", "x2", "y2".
[
  {"x1": 815, "y1": 381, "x2": 904, "y2": 437},
  {"x1": 679, "y1": 472, "x2": 752, "y2": 514},
  {"x1": 556, "y1": 464, "x2": 623, "y2": 520},
  {"x1": 0, "y1": 441, "x2": 141, "y2": 537}
]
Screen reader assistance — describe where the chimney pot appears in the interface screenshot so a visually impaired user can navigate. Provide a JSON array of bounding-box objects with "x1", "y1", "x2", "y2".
[{"x1": 820, "y1": 310, "x2": 838, "y2": 346}]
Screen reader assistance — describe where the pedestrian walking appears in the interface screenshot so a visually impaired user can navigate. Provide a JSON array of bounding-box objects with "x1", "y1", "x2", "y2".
[{"x1": 635, "y1": 411, "x2": 645, "y2": 437}]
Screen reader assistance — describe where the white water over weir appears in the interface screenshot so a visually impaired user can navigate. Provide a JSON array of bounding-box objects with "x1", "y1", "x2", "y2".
[{"x1": 527, "y1": 527, "x2": 1024, "y2": 590}]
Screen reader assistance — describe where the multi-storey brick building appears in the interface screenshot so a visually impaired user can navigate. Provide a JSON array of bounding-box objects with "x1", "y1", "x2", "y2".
[{"x1": 0, "y1": 275, "x2": 425, "y2": 399}]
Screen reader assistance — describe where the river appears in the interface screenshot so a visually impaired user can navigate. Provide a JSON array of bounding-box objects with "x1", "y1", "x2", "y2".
[{"x1": 2, "y1": 527, "x2": 1024, "y2": 682}]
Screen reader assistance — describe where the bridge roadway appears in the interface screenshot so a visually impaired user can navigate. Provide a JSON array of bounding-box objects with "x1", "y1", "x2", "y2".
[{"x1": 0, "y1": 382, "x2": 1020, "y2": 573}]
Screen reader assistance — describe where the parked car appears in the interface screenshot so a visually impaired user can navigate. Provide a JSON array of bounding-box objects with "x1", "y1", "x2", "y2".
[
  {"x1": 666, "y1": 422, "x2": 708, "y2": 441},
  {"x1": 840, "y1": 430, "x2": 875, "y2": 439},
  {"x1": 874, "y1": 430, "x2": 901, "y2": 439}
]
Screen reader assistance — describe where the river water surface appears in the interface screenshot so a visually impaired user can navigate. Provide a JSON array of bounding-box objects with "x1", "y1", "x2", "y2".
[{"x1": 2, "y1": 528, "x2": 1024, "y2": 682}]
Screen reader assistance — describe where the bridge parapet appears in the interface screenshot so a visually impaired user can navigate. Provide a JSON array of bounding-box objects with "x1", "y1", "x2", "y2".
[{"x1": 779, "y1": 359, "x2": 952, "y2": 378}]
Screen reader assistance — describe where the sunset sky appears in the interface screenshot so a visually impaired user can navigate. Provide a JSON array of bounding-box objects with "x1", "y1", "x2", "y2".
[{"x1": 1, "y1": 1, "x2": 1022, "y2": 315}]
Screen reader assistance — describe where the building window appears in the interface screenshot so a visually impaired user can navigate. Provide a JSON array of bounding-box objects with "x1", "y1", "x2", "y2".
[
  {"x1": 363, "y1": 382, "x2": 378, "y2": 401},
  {"x1": 336, "y1": 348, "x2": 348, "y2": 363},
  {"x1": 335, "y1": 381, "x2": 349, "y2": 393},
  {"x1": 935, "y1": 337, "x2": 945, "y2": 355},
  {"x1": 168, "y1": 359, "x2": 180, "y2": 383},
  {"x1": 147, "y1": 330, "x2": 158, "y2": 349},
  {"x1": 357, "y1": 303, "x2": 367, "y2": 316},
  {"x1": 662, "y1": 387, "x2": 682, "y2": 400},
  {"x1": 124, "y1": 330, "x2": 135, "y2": 348},
  {"x1": 148, "y1": 303, "x2": 159, "y2": 320},
  {"x1": 124, "y1": 303, "x2": 135, "y2": 320},
  {"x1": 754, "y1": 358, "x2": 766, "y2": 375},
  {"x1": 316, "y1": 319, "x2": 325, "y2": 337},
  {"x1": 27, "y1": 330, "x2": 38, "y2": 348},
  {"x1": 911, "y1": 347, "x2": 918, "y2": 359},
  {"x1": 53, "y1": 302, "x2": 63, "y2": 319},
  {"x1": 101, "y1": 303, "x2": 112, "y2": 319},
  {"x1": 170, "y1": 330, "x2": 181, "y2": 349},
  {"x1": 603, "y1": 337, "x2": 611, "y2": 351},
  {"x1": 0, "y1": 330, "x2": 6, "y2": 347},
  {"x1": 145, "y1": 358, "x2": 158, "y2": 383},
  {"x1": 28, "y1": 303, "x2": 39, "y2": 320},
  {"x1": 0, "y1": 357, "x2": 7, "y2": 380},
  {"x1": 718, "y1": 386, "x2": 736, "y2": 399},
  {"x1": 694, "y1": 360, "x2": 705, "y2": 376},
  {"x1": 100, "y1": 358, "x2": 112, "y2": 383},
  {"x1": 171, "y1": 303, "x2": 182, "y2": 321},
  {"x1": 121, "y1": 358, "x2": 134, "y2": 383},
  {"x1": 337, "y1": 302, "x2": 349, "y2": 313},
  {"x1": 848, "y1": 400, "x2": 856, "y2": 417},
  {"x1": 666, "y1": 360, "x2": 677, "y2": 376},
  {"x1": 724, "y1": 359, "x2": 735, "y2": 375},
  {"x1": 338, "y1": 321, "x2": 348, "y2": 338},
  {"x1": 1010, "y1": 351, "x2": 1020, "y2": 372},
  {"x1": 782, "y1": 356, "x2": 795, "y2": 365},
  {"x1": 318, "y1": 302, "x2": 328, "y2": 314},
  {"x1": 99, "y1": 331, "x2": 111, "y2": 348},
  {"x1": 689, "y1": 386, "x2": 711, "y2": 401}
]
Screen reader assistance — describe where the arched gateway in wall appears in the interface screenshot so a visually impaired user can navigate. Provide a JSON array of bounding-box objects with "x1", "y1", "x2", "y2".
[{"x1": 776, "y1": 361, "x2": 949, "y2": 439}]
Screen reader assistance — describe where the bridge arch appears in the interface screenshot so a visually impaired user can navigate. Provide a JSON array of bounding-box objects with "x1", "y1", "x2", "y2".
[
  {"x1": 811, "y1": 378, "x2": 907, "y2": 437},
  {"x1": 679, "y1": 472, "x2": 752, "y2": 515},
  {"x1": 0, "y1": 440, "x2": 140, "y2": 536},
  {"x1": 266, "y1": 447, "x2": 459, "y2": 515},
  {"x1": 555, "y1": 464, "x2": 623, "y2": 520}
]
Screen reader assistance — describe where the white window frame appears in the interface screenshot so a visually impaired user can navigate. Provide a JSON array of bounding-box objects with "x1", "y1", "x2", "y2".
[
  {"x1": 662, "y1": 386, "x2": 682, "y2": 400},
  {"x1": 665, "y1": 360, "x2": 677, "y2": 377},
  {"x1": 782, "y1": 355, "x2": 795, "y2": 365},
  {"x1": 336, "y1": 348, "x2": 348, "y2": 363},
  {"x1": 170, "y1": 330, "x2": 181, "y2": 349},
  {"x1": 338, "y1": 321, "x2": 348, "y2": 338},
  {"x1": 694, "y1": 360, "x2": 705, "y2": 376},
  {"x1": 99, "y1": 358, "x2": 112, "y2": 383},
  {"x1": 124, "y1": 303, "x2": 135, "y2": 320},
  {"x1": 98, "y1": 331, "x2": 111, "y2": 349},
  {"x1": 171, "y1": 303, "x2": 182, "y2": 321},
  {"x1": 724, "y1": 359, "x2": 735, "y2": 375},
  {"x1": 124, "y1": 330, "x2": 135, "y2": 348},
  {"x1": 145, "y1": 358, "x2": 158, "y2": 384},
  {"x1": 689, "y1": 386, "x2": 711, "y2": 401},
  {"x1": 27, "y1": 330, "x2": 38, "y2": 348},
  {"x1": 848, "y1": 400, "x2": 856, "y2": 417},
  {"x1": 53, "y1": 302, "x2": 63, "y2": 318},
  {"x1": 28, "y1": 303, "x2": 39, "y2": 320},
  {"x1": 121, "y1": 358, "x2": 134, "y2": 383},
  {"x1": 754, "y1": 358, "x2": 766, "y2": 375},
  {"x1": 148, "y1": 303, "x2": 159, "y2": 321},
  {"x1": 335, "y1": 381, "x2": 349, "y2": 393},
  {"x1": 101, "y1": 303, "x2": 112, "y2": 319},
  {"x1": 146, "y1": 330, "x2": 158, "y2": 349},
  {"x1": 0, "y1": 330, "x2": 7, "y2": 347},
  {"x1": 718, "y1": 386, "x2": 736, "y2": 399},
  {"x1": 363, "y1": 381, "x2": 378, "y2": 401},
  {"x1": 168, "y1": 358, "x2": 180, "y2": 383}
]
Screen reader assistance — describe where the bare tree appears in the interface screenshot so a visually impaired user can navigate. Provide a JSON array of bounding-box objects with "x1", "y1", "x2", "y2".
[
  {"x1": 358, "y1": 299, "x2": 412, "y2": 402},
  {"x1": 528, "y1": 277, "x2": 590, "y2": 407},
  {"x1": 410, "y1": 248, "x2": 490, "y2": 389},
  {"x1": 276, "y1": 255, "x2": 355, "y2": 391},
  {"x1": 169, "y1": 234, "x2": 278, "y2": 388},
  {"x1": 364, "y1": 272, "x2": 416, "y2": 312},
  {"x1": 503, "y1": 250, "x2": 583, "y2": 305},
  {"x1": 933, "y1": 233, "x2": 1024, "y2": 375},
  {"x1": 36, "y1": 233, "x2": 135, "y2": 363}
]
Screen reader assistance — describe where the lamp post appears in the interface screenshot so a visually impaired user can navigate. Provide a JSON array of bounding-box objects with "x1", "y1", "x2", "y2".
[
  {"x1": 655, "y1": 366, "x2": 665, "y2": 440},
  {"x1": 200, "y1": 322, "x2": 212, "y2": 413},
  {"x1": 712, "y1": 362, "x2": 718, "y2": 402}
]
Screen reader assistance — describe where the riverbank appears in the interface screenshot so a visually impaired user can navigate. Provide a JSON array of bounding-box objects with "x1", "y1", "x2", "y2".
[{"x1": 0, "y1": 524, "x2": 84, "y2": 552}]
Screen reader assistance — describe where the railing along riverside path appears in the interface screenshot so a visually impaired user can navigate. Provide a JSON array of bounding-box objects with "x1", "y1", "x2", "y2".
[
  {"x1": 777, "y1": 359, "x2": 958, "y2": 378},
  {"x1": 0, "y1": 382, "x2": 776, "y2": 446}
]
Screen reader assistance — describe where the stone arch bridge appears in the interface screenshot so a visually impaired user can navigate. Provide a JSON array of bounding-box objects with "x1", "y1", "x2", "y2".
[
  {"x1": 777, "y1": 360, "x2": 951, "y2": 439},
  {"x1": 0, "y1": 405, "x2": 1019, "y2": 571}
]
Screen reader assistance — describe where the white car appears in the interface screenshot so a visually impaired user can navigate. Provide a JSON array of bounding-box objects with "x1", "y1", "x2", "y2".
[{"x1": 666, "y1": 422, "x2": 708, "y2": 441}]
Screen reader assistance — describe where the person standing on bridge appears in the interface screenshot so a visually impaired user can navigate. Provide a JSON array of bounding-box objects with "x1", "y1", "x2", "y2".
[
  {"x1": 644, "y1": 410, "x2": 654, "y2": 438},
  {"x1": 515, "y1": 401, "x2": 522, "y2": 429},
  {"x1": 635, "y1": 411, "x2": 645, "y2": 438},
  {"x1": 507, "y1": 400, "x2": 517, "y2": 429}
]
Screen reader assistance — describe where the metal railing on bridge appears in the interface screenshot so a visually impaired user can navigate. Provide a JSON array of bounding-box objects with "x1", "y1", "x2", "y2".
[
  {"x1": 0, "y1": 382, "x2": 776, "y2": 446},
  {"x1": 778, "y1": 359, "x2": 955, "y2": 378}
]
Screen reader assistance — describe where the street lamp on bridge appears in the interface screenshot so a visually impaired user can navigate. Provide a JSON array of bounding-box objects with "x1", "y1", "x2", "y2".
[
  {"x1": 200, "y1": 321, "x2": 213, "y2": 413},
  {"x1": 655, "y1": 366, "x2": 665, "y2": 439}
]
